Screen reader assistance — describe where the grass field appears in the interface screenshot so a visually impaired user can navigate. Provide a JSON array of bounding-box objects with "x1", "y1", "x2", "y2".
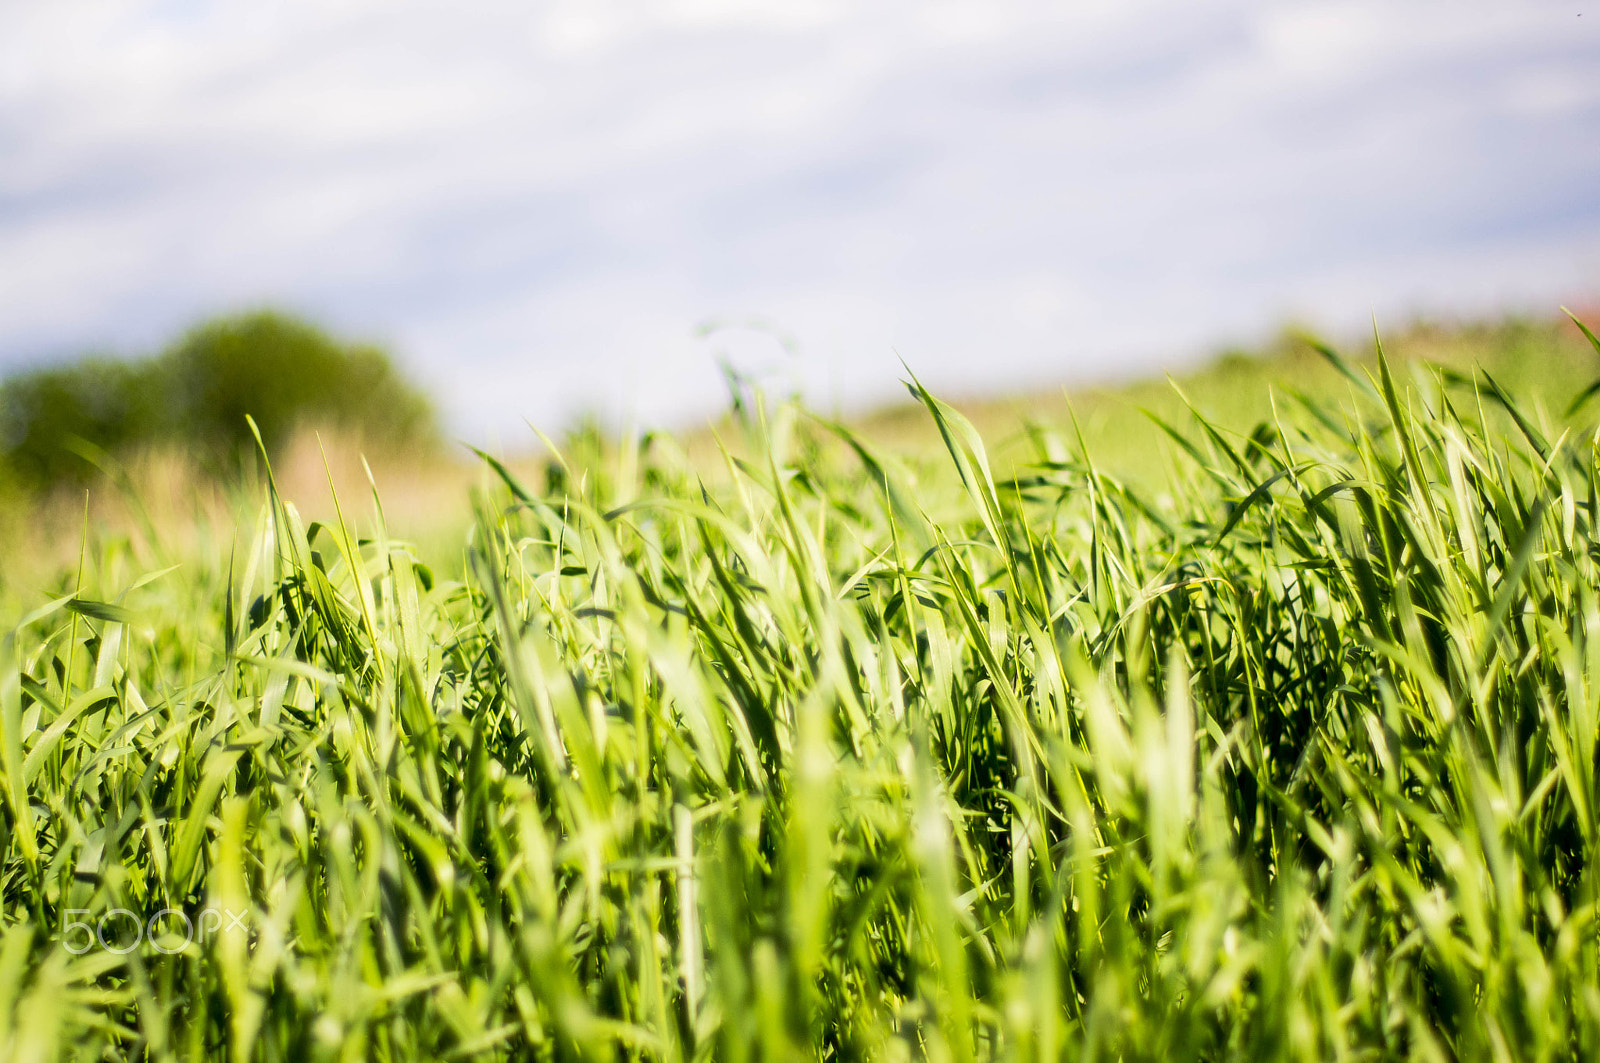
[{"x1": 3, "y1": 318, "x2": 1600, "y2": 1060}]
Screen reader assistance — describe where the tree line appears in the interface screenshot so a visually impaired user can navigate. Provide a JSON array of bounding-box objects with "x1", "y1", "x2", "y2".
[{"x1": 0, "y1": 311, "x2": 437, "y2": 491}]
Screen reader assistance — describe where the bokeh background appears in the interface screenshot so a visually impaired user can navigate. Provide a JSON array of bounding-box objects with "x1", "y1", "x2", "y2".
[{"x1": 2, "y1": 0, "x2": 1598, "y2": 441}]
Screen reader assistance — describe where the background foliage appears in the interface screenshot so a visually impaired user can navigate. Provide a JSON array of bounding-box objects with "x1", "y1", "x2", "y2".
[{"x1": 0, "y1": 311, "x2": 437, "y2": 491}]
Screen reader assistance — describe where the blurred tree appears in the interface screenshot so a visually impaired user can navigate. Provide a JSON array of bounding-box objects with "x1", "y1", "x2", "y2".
[
  {"x1": 0, "y1": 357, "x2": 161, "y2": 490},
  {"x1": 156, "y1": 311, "x2": 436, "y2": 471},
  {"x1": 0, "y1": 310, "x2": 437, "y2": 491}
]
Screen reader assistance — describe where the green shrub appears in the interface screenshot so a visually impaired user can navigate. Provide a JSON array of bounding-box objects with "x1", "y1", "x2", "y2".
[
  {"x1": 156, "y1": 311, "x2": 436, "y2": 470},
  {"x1": 0, "y1": 357, "x2": 162, "y2": 489},
  {"x1": 0, "y1": 310, "x2": 436, "y2": 490}
]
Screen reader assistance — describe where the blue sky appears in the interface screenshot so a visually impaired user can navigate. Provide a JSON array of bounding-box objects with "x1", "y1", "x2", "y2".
[{"x1": 1, "y1": 1, "x2": 1597, "y2": 439}]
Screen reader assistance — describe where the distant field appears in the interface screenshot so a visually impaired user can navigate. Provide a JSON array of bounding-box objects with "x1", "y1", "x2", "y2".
[
  {"x1": 5, "y1": 311, "x2": 1595, "y2": 577},
  {"x1": 1, "y1": 312, "x2": 1599, "y2": 1059},
  {"x1": 844, "y1": 312, "x2": 1600, "y2": 478}
]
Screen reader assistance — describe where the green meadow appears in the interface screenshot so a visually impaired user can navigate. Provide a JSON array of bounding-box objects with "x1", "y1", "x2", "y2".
[{"x1": 2, "y1": 312, "x2": 1599, "y2": 1060}]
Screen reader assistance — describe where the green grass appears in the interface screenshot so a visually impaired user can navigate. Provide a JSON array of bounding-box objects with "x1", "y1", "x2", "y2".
[
  {"x1": 848, "y1": 312, "x2": 1600, "y2": 484},
  {"x1": 2, "y1": 323, "x2": 1600, "y2": 1060}
]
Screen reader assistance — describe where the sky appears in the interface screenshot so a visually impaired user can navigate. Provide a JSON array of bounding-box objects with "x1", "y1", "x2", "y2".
[{"x1": 1, "y1": 1, "x2": 1598, "y2": 440}]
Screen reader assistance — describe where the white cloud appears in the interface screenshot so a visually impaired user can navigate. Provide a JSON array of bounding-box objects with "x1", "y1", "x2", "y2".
[{"x1": 0, "y1": 0, "x2": 1596, "y2": 438}]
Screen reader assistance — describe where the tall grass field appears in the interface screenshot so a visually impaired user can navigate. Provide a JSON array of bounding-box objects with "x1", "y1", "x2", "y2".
[{"x1": 3, "y1": 327, "x2": 1600, "y2": 1060}]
